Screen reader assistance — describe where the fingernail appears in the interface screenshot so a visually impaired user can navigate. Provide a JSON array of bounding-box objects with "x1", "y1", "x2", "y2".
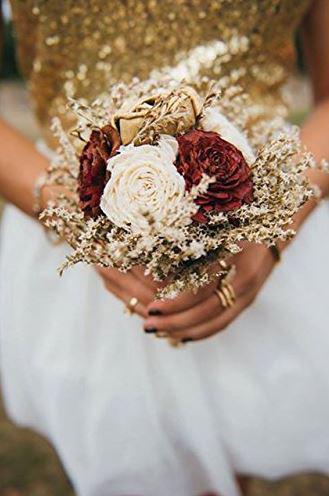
[
  {"x1": 182, "y1": 338, "x2": 193, "y2": 343},
  {"x1": 148, "y1": 309, "x2": 162, "y2": 316},
  {"x1": 144, "y1": 327, "x2": 157, "y2": 334}
]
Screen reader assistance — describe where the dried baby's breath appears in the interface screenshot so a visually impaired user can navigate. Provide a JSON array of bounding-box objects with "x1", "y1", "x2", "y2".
[{"x1": 41, "y1": 79, "x2": 316, "y2": 299}]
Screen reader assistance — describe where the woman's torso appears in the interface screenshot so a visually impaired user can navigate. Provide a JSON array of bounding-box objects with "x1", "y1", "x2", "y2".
[{"x1": 10, "y1": 0, "x2": 311, "y2": 146}]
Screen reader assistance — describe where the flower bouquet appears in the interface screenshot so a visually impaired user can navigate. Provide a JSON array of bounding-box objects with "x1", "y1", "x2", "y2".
[{"x1": 41, "y1": 78, "x2": 319, "y2": 298}]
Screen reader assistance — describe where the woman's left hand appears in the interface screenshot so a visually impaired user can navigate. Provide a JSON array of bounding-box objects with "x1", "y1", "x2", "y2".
[{"x1": 143, "y1": 243, "x2": 277, "y2": 342}]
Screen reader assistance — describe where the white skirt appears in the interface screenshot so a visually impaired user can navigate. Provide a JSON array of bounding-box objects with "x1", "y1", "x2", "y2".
[{"x1": 1, "y1": 198, "x2": 329, "y2": 496}]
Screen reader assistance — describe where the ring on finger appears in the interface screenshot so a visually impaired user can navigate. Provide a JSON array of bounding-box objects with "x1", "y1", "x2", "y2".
[
  {"x1": 214, "y1": 281, "x2": 236, "y2": 309},
  {"x1": 125, "y1": 296, "x2": 139, "y2": 315},
  {"x1": 214, "y1": 287, "x2": 228, "y2": 308},
  {"x1": 222, "y1": 286, "x2": 235, "y2": 308},
  {"x1": 222, "y1": 281, "x2": 236, "y2": 304},
  {"x1": 169, "y1": 338, "x2": 185, "y2": 348},
  {"x1": 156, "y1": 331, "x2": 170, "y2": 338}
]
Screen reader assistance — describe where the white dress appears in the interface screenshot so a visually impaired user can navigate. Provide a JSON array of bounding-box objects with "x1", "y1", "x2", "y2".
[
  {"x1": 2, "y1": 0, "x2": 329, "y2": 494},
  {"x1": 1, "y1": 197, "x2": 329, "y2": 496}
]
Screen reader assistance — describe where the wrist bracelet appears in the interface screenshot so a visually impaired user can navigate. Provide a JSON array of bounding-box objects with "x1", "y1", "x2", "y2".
[
  {"x1": 269, "y1": 244, "x2": 282, "y2": 264},
  {"x1": 33, "y1": 171, "x2": 48, "y2": 216},
  {"x1": 33, "y1": 172, "x2": 62, "y2": 245}
]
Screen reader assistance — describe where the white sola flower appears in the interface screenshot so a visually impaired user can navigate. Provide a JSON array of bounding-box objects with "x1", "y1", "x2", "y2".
[
  {"x1": 200, "y1": 107, "x2": 256, "y2": 165},
  {"x1": 100, "y1": 135, "x2": 186, "y2": 233}
]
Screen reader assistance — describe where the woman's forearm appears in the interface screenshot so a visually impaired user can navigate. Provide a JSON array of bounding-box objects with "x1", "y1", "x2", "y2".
[
  {"x1": 0, "y1": 118, "x2": 49, "y2": 217},
  {"x1": 277, "y1": 98, "x2": 329, "y2": 250},
  {"x1": 261, "y1": 96, "x2": 329, "y2": 255},
  {"x1": 301, "y1": 97, "x2": 329, "y2": 196},
  {"x1": 1, "y1": 94, "x2": 328, "y2": 224}
]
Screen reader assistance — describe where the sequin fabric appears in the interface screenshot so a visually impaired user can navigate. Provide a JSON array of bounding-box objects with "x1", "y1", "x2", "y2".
[{"x1": 9, "y1": 0, "x2": 311, "y2": 146}]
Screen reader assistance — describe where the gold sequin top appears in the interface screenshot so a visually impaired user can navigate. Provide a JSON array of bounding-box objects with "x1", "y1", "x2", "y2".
[{"x1": 9, "y1": 0, "x2": 311, "y2": 147}]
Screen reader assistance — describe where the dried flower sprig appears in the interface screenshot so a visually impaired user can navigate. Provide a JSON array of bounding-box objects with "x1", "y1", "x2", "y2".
[{"x1": 41, "y1": 78, "x2": 318, "y2": 298}]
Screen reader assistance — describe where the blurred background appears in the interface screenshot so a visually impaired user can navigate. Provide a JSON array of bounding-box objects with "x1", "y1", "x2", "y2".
[{"x1": 1, "y1": 1, "x2": 329, "y2": 495}]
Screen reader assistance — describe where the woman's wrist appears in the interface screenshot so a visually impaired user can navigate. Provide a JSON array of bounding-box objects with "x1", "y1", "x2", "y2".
[{"x1": 0, "y1": 119, "x2": 51, "y2": 217}]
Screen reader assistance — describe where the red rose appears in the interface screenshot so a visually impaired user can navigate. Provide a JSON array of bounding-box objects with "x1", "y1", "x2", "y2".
[
  {"x1": 78, "y1": 125, "x2": 121, "y2": 218},
  {"x1": 175, "y1": 129, "x2": 253, "y2": 223}
]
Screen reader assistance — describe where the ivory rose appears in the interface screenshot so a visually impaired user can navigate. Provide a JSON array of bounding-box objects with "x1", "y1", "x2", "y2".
[{"x1": 100, "y1": 135, "x2": 186, "y2": 233}]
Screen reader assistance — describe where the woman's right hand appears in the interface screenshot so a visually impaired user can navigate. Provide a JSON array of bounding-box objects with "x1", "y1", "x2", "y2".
[{"x1": 96, "y1": 266, "x2": 161, "y2": 319}]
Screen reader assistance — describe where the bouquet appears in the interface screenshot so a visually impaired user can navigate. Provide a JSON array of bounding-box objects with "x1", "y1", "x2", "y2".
[{"x1": 41, "y1": 78, "x2": 320, "y2": 298}]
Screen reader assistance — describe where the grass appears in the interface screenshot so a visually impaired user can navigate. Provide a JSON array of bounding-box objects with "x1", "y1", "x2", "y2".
[{"x1": 0, "y1": 401, "x2": 73, "y2": 496}]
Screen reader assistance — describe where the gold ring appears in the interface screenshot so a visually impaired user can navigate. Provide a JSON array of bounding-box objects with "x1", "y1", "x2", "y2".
[
  {"x1": 214, "y1": 288, "x2": 228, "y2": 308},
  {"x1": 169, "y1": 338, "x2": 185, "y2": 348},
  {"x1": 214, "y1": 281, "x2": 236, "y2": 309},
  {"x1": 156, "y1": 331, "x2": 169, "y2": 338},
  {"x1": 219, "y1": 260, "x2": 228, "y2": 270},
  {"x1": 125, "y1": 296, "x2": 139, "y2": 315},
  {"x1": 222, "y1": 286, "x2": 235, "y2": 308},
  {"x1": 222, "y1": 281, "x2": 236, "y2": 304}
]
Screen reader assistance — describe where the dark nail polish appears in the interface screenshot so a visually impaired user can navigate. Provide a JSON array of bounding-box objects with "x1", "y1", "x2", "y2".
[
  {"x1": 182, "y1": 338, "x2": 193, "y2": 343},
  {"x1": 148, "y1": 309, "x2": 162, "y2": 316},
  {"x1": 144, "y1": 327, "x2": 157, "y2": 334}
]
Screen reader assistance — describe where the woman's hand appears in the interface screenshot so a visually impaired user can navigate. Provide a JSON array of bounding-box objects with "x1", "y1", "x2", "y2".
[
  {"x1": 143, "y1": 243, "x2": 277, "y2": 342},
  {"x1": 96, "y1": 266, "x2": 162, "y2": 319}
]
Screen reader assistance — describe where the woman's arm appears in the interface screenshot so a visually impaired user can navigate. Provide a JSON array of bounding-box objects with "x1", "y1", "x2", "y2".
[
  {"x1": 277, "y1": 0, "x2": 329, "y2": 238},
  {"x1": 0, "y1": 117, "x2": 161, "y2": 316},
  {"x1": 300, "y1": 0, "x2": 329, "y2": 196},
  {"x1": 0, "y1": 2, "x2": 49, "y2": 216},
  {"x1": 0, "y1": 119, "x2": 49, "y2": 216},
  {"x1": 142, "y1": 0, "x2": 329, "y2": 341},
  {"x1": 0, "y1": 1, "x2": 49, "y2": 216}
]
